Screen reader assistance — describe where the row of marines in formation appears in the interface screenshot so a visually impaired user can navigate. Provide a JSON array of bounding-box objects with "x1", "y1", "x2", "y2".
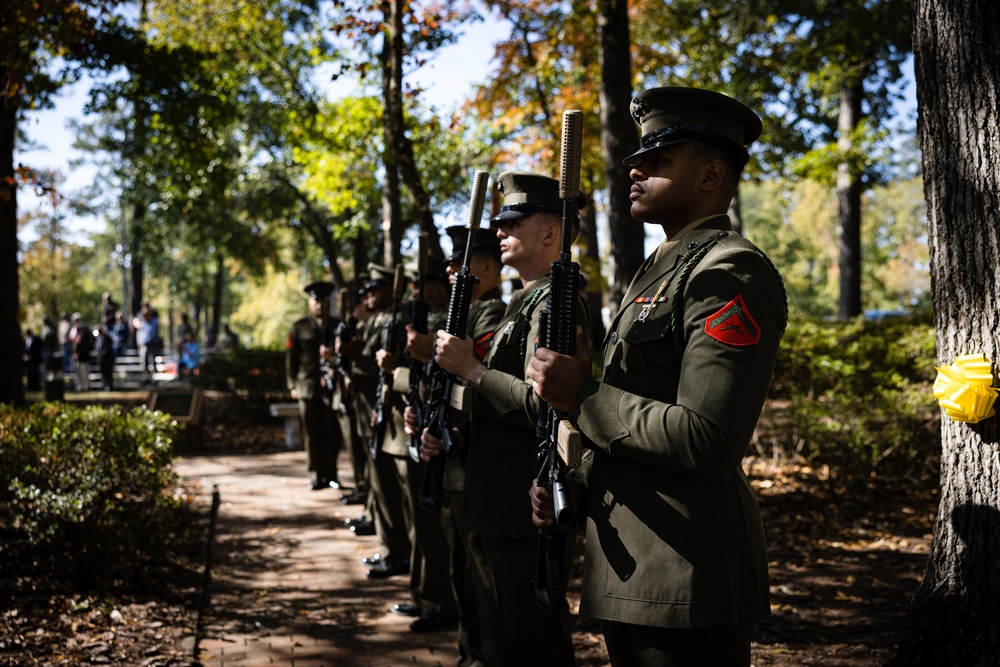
[{"x1": 285, "y1": 86, "x2": 789, "y2": 667}]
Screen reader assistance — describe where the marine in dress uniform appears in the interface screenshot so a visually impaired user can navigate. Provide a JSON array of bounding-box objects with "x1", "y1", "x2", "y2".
[
  {"x1": 387, "y1": 255, "x2": 462, "y2": 631},
  {"x1": 426, "y1": 171, "x2": 589, "y2": 667},
  {"x1": 358, "y1": 263, "x2": 414, "y2": 578},
  {"x1": 334, "y1": 284, "x2": 371, "y2": 507},
  {"x1": 528, "y1": 87, "x2": 788, "y2": 667},
  {"x1": 285, "y1": 281, "x2": 345, "y2": 490},
  {"x1": 404, "y1": 224, "x2": 508, "y2": 657}
]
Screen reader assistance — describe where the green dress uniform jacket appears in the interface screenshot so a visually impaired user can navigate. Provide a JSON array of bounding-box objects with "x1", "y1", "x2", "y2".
[
  {"x1": 286, "y1": 315, "x2": 342, "y2": 480},
  {"x1": 286, "y1": 316, "x2": 329, "y2": 400},
  {"x1": 468, "y1": 274, "x2": 589, "y2": 540},
  {"x1": 572, "y1": 215, "x2": 786, "y2": 630},
  {"x1": 444, "y1": 287, "x2": 507, "y2": 493}
]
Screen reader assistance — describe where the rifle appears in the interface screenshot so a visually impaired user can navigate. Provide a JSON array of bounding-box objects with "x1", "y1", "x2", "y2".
[
  {"x1": 407, "y1": 235, "x2": 430, "y2": 462},
  {"x1": 369, "y1": 265, "x2": 407, "y2": 459},
  {"x1": 319, "y1": 319, "x2": 337, "y2": 408},
  {"x1": 534, "y1": 109, "x2": 584, "y2": 616},
  {"x1": 417, "y1": 170, "x2": 489, "y2": 514},
  {"x1": 332, "y1": 287, "x2": 354, "y2": 404}
]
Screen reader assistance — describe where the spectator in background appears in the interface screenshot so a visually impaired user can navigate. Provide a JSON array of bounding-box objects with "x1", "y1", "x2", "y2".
[
  {"x1": 109, "y1": 311, "x2": 129, "y2": 358},
  {"x1": 136, "y1": 306, "x2": 161, "y2": 385},
  {"x1": 72, "y1": 318, "x2": 95, "y2": 392},
  {"x1": 179, "y1": 330, "x2": 201, "y2": 377},
  {"x1": 23, "y1": 328, "x2": 43, "y2": 391},
  {"x1": 94, "y1": 326, "x2": 115, "y2": 391},
  {"x1": 177, "y1": 313, "x2": 194, "y2": 343},
  {"x1": 216, "y1": 323, "x2": 240, "y2": 351},
  {"x1": 58, "y1": 312, "x2": 72, "y2": 373},
  {"x1": 40, "y1": 317, "x2": 60, "y2": 363},
  {"x1": 101, "y1": 292, "x2": 119, "y2": 329}
]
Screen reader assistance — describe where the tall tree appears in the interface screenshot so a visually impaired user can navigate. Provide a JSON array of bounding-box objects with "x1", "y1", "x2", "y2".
[
  {"x1": 472, "y1": 0, "x2": 609, "y2": 302},
  {"x1": 1, "y1": 0, "x2": 123, "y2": 405},
  {"x1": 757, "y1": 0, "x2": 911, "y2": 320},
  {"x1": 597, "y1": 0, "x2": 642, "y2": 314},
  {"x1": 891, "y1": 1, "x2": 1000, "y2": 663}
]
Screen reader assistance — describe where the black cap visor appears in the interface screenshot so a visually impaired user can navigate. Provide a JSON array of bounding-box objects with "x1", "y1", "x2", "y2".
[
  {"x1": 622, "y1": 123, "x2": 718, "y2": 167},
  {"x1": 489, "y1": 203, "x2": 561, "y2": 227}
]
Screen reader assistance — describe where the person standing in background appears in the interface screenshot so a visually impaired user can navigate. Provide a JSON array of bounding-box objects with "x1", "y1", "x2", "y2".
[
  {"x1": 527, "y1": 87, "x2": 788, "y2": 667},
  {"x1": 94, "y1": 325, "x2": 115, "y2": 391},
  {"x1": 286, "y1": 281, "x2": 344, "y2": 491},
  {"x1": 72, "y1": 318, "x2": 94, "y2": 392},
  {"x1": 22, "y1": 328, "x2": 43, "y2": 391}
]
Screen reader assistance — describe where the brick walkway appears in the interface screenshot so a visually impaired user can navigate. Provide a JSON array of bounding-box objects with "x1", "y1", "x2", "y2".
[{"x1": 174, "y1": 450, "x2": 459, "y2": 667}]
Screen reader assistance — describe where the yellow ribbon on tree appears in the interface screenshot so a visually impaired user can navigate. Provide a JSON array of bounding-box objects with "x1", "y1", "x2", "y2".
[{"x1": 933, "y1": 353, "x2": 998, "y2": 423}]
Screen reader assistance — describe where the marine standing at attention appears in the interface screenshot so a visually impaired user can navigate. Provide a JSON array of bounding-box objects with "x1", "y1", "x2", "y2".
[
  {"x1": 527, "y1": 87, "x2": 788, "y2": 666},
  {"x1": 422, "y1": 171, "x2": 589, "y2": 667},
  {"x1": 286, "y1": 281, "x2": 345, "y2": 491}
]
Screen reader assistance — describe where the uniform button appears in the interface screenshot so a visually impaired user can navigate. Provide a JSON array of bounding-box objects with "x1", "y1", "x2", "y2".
[
  {"x1": 718, "y1": 230, "x2": 729, "y2": 238},
  {"x1": 610, "y1": 331, "x2": 618, "y2": 344},
  {"x1": 686, "y1": 241, "x2": 698, "y2": 249},
  {"x1": 643, "y1": 473, "x2": 654, "y2": 485}
]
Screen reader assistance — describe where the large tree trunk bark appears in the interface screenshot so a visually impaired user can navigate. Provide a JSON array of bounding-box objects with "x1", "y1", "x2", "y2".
[
  {"x1": 891, "y1": 1, "x2": 1000, "y2": 664},
  {"x1": 836, "y1": 82, "x2": 863, "y2": 321},
  {"x1": 597, "y1": 0, "x2": 643, "y2": 316},
  {"x1": 129, "y1": 203, "x2": 145, "y2": 317},
  {"x1": 390, "y1": 1, "x2": 442, "y2": 259},
  {"x1": 577, "y1": 173, "x2": 606, "y2": 347},
  {"x1": 380, "y1": 0, "x2": 406, "y2": 267},
  {"x1": 0, "y1": 78, "x2": 25, "y2": 406},
  {"x1": 210, "y1": 251, "x2": 223, "y2": 348}
]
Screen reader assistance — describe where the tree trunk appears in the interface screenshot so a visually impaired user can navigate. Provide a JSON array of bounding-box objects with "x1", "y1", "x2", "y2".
[
  {"x1": 597, "y1": 0, "x2": 644, "y2": 316},
  {"x1": 390, "y1": 1, "x2": 442, "y2": 259},
  {"x1": 578, "y1": 168, "x2": 606, "y2": 348},
  {"x1": 210, "y1": 251, "x2": 223, "y2": 347},
  {"x1": 836, "y1": 81, "x2": 863, "y2": 321},
  {"x1": 380, "y1": 0, "x2": 406, "y2": 267},
  {"x1": 352, "y1": 232, "x2": 368, "y2": 286},
  {"x1": 891, "y1": 1, "x2": 1000, "y2": 664},
  {"x1": 130, "y1": 203, "x2": 145, "y2": 317},
  {"x1": 0, "y1": 76, "x2": 25, "y2": 406}
]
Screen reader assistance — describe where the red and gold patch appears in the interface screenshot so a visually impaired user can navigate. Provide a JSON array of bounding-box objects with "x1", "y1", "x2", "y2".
[
  {"x1": 474, "y1": 332, "x2": 494, "y2": 359},
  {"x1": 704, "y1": 295, "x2": 760, "y2": 346}
]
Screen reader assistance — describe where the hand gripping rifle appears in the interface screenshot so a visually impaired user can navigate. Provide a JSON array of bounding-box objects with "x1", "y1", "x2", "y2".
[
  {"x1": 534, "y1": 109, "x2": 584, "y2": 616},
  {"x1": 369, "y1": 264, "x2": 407, "y2": 459},
  {"x1": 407, "y1": 234, "x2": 430, "y2": 462},
  {"x1": 417, "y1": 170, "x2": 489, "y2": 514}
]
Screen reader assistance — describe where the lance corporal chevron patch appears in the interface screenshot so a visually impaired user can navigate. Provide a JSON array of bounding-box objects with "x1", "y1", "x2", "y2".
[
  {"x1": 704, "y1": 295, "x2": 761, "y2": 346},
  {"x1": 474, "y1": 332, "x2": 495, "y2": 359}
]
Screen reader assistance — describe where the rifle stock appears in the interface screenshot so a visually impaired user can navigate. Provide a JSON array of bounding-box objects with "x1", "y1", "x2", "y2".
[{"x1": 418, "y1": 170, "x2": 489, "y2": 514}]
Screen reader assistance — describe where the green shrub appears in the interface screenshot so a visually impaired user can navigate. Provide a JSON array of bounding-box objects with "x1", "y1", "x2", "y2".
[
  {"x1": 194, "y1": 348, "x2": 286, "y2": 420},
  {"x1": 0, "y1": 403, "x2": 183, "y2": 586},
  {"x1": 762, "y1": 315, "x2": 940, "y2": 484}
]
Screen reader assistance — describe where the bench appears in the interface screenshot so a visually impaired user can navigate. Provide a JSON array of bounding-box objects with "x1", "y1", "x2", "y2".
[{"x1": 269, "y1": 402, "x2": 303, "y2": 450}]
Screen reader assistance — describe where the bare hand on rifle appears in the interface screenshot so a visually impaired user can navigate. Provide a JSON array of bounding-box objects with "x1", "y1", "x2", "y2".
[
  {"x1": 403, "y1": 405, "x2": 420, "y2": 436},
  {"x1": 405, "y1": 324, "x2": 436, "y2": 364},
  {"x1": 375, "y1": 348, "x2": 401, "y2": 372},
  {"x1": 527, "y1": 327, "x2": 591, "y2": 413},
  {"x1": 529, "y1": 478, "x2": 580, "y2": 529},
  {"x1": 433, "y1": 330, "x2": 486, "y2": 387}
]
